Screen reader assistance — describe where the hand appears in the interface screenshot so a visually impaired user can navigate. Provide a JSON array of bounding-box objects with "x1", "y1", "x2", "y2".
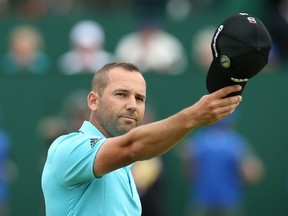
[{"x1": 188, "y1": 85, "x2": 242, "y2": 127}]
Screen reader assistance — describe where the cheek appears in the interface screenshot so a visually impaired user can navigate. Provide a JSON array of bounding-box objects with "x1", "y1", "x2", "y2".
[{"x1": 99, "y1": 101, "x2": 115, "y2": 116}]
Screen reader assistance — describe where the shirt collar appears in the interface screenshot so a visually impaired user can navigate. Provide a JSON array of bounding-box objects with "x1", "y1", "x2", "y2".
[{"x1": 78, "y1": 120, "x2": 106, "y2": 138}]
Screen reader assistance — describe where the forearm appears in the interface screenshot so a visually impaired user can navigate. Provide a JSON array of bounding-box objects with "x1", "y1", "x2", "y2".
[
  {"x1": 127, "y1": 108, "x2": 194, "y2": 160},
  {"x1": 126, "y1": 86, "x2": 242, "y2": 160}
]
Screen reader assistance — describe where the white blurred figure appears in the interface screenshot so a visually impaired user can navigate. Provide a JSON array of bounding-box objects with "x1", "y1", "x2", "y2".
[
  {"x1": 58, "y1": 20, "x2": 114, "y2": 75},
  {"x1": 191, "y1": 26, "x2": 215, "y2": 71},
  {"x1": 166, "y1": 0, "x2": 191, "y2": 21},
  {"x1": 115, "y1": 18, "x2": 188, "y2": 75}
]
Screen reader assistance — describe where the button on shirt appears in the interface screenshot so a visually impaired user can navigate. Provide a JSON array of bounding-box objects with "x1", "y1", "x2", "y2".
[{"x1": 41, "y1": 121, "x2": 141, "y2": 216}]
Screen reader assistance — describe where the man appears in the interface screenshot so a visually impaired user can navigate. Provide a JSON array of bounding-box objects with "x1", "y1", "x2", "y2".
[
  {"x1": 41, "y1": 62, "x2": 242, "y2": 216},
  {"x1": 183, "y1": 113, "x2": 264, "y2": 216}
]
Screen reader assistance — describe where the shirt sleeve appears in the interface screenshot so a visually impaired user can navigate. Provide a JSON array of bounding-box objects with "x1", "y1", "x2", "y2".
[{"x1": 52, "y1": 133, "x2": 106, "y2": 188}]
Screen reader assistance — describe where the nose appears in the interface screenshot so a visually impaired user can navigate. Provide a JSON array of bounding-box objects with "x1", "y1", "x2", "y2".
[{"x1": 126, "y1": 97, "x2": 137, "y2": 112}]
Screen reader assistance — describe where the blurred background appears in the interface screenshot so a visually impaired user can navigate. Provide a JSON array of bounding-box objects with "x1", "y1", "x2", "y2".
[{"x1": 0, "y1": 0, "x2": 288, "y2": 215}]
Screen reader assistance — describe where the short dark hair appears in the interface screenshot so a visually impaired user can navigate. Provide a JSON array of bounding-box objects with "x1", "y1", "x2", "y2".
[{"x1": 91, "y1": 62, "x2": 141, "y2": 95}]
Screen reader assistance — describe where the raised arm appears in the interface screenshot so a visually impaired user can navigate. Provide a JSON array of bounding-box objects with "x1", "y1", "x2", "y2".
[{"x1": 93, "y1": 85, "x2": 242, "y2": 176}]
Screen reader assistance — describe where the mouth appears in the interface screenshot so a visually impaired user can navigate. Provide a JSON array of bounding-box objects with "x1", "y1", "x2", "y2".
[{"x1": 120, "y1": 116, "x2": 137, "y2": 122}]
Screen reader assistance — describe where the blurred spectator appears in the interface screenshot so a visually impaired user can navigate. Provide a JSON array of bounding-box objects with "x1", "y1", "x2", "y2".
[
  {"x1": 0, "y1": 25, "x2": 51, "y2": 75},
  {"x1": 166, "y1": 0, "x2": 192, "y2": 21},
  {"x1": 115, "y1": 18, "x2": 188, "y2": 75},
  {"x1": 58, "y1": 89, "x2": 90, "y2": 132},
  {"x1": 132, "y1": 157, "x2": 164, "y2": 216},
  {"x1": 181, "y1": 112, "x2": 264, "y2": 216},
  {"x1": 38, "y1": 89, "x2": 90, "y2": 162},
  {"x1": 58, "y1": 20, "x2": 114, "y2": 75},
  {"x1": 8, "y1": 0, "x2": 132, "y2": 18},
  {"x1": 38, "y1": 116, "x2": 67, "y2": 165},
  {"x1": 267, "y1": 0, "x2": 288, "y2": 65},
  {"x1": 0, "y1": 107, "x2": 18, "y2": 216},
  {"x1": 0, "y1": 0, "x2": 9, "y2": 18},
  {"x1": 13, "y1": 0, "x2": 49, "y2": 18},
  {"x1": 0, "y1": 128, "x2": 11, "y2": 216},
  {"x1": 191, "y1": 26, "x2": 215, "y2": 71}
]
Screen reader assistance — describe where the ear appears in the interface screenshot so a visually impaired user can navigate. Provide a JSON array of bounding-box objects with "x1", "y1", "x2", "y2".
[{"x1": 87, "y1": 91, "x2": 99, "y2": 111}]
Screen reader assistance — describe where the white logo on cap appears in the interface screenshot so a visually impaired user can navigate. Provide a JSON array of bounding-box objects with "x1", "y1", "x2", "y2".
[
  {"x1": 247, "y1": 17, "x2": 257, "y2": 24},
  {"x1": 212, "y1": 25, "x2": 223, "y2": 58},
  {"x1": 231, "y1": 77, "x2": 249, "y2": 83}
]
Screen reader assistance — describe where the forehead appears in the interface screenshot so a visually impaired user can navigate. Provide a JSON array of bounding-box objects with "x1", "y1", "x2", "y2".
[{"x1": 106, "y1": 67, "x2": 146, "y2": 94}]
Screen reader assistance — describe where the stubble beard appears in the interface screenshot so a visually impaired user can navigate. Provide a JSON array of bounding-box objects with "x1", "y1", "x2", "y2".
[
  {"x1": 102, "y1": 117, "x2": 138, "y2": 137},
  {"x1": 95, "y1": 104, "x2": 138, "y2": 137}
]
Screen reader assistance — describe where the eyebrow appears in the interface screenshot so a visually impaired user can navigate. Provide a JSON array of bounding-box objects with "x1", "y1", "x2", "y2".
[{"x1": 114, "y1": 89, "x2": 146, "y2": 99}]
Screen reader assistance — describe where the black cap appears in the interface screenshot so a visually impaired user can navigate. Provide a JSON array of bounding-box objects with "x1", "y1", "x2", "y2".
[{"x1": 206, "y1": 13, "x2": 272, "y2": 96}]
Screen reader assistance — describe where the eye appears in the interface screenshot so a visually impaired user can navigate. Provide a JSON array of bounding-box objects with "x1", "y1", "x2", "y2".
[
  {"x1": 136, "y1": 96, "x2": 145, "y2": 103},
  {"x1": 116, "y1": 92, "x2": 126, "y2": 97}
]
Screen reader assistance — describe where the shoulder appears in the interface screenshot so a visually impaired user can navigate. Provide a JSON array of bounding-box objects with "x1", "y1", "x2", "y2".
[{"x1": 50, "y1": 132, "x2": 106, "y2": 157}]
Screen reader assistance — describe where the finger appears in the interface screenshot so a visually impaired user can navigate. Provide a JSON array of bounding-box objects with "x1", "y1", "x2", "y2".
[
  {"x1": 212, "y1": 85, "x2": 242, "y2": 99},
  {"x1": 217, "y1": 102, "x2": 239, "y2": 115},
  {"x1": 204, "y1": 104, "x2": 238, "y2": 126},
  {"x1": 219, "y1": 95, "x2": 242, "y2": 107},
  {"x1": 210, "y1": 105, "x2": 238, "y2": 124},
  {"x1": 213, "y1": 95, "x2": 241, "y2": 115}
]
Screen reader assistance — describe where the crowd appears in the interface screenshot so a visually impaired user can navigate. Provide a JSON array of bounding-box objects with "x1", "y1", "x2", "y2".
[
  {"x1": 0, "y1": 0, "x2": 285, "y2": 76},
  {"x1": 0, "y1": 18, "x2": 188, "y2": 76}
]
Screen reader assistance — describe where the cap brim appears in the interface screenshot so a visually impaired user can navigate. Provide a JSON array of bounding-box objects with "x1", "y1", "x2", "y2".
[{"x1": 206, "y1": 58, "x2": 246, "y2": 97}]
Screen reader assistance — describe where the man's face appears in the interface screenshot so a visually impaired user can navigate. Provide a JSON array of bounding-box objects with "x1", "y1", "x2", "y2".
[{"x1": 93, "y1": 68, "x2": 146, "y2": 137}]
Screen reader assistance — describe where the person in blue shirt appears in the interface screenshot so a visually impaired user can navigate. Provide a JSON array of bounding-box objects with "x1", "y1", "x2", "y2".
[
  {"x1": 183, "y1": 113, "x2": 264, "y2": 216},
  {"x1": 0, "y1": 106, "x2": 16, "y2": 216},
  {"x1": 0, "y1": 129, "x2": 11, "y2": 216},
  {"x1": 41, "y1": 62, "x2": 242, "y2": 216}
]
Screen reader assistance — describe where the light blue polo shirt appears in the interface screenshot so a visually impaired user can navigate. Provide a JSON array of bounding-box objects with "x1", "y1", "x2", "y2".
[{"x1": 41, "y1": 121, "x2": 141, "y2": 216}]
